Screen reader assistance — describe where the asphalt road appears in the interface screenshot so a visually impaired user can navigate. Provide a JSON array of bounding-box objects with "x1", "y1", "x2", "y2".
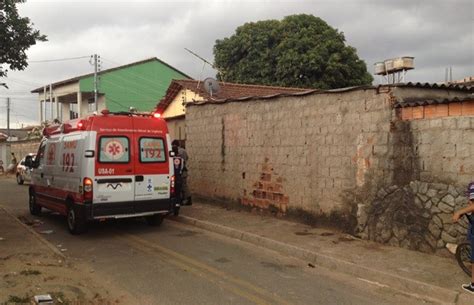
[{"x1": 0, "y1": 177, "x2": 436, "y2": 305}]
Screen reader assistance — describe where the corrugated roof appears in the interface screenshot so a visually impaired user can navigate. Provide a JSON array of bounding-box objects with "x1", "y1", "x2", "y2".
[
  {"x1": 185, "y1": 82, "x2": 474, "y2": 106},
  {"x1": 156, "y1": 79, "x2": 312, "y2": 111},
  {"x1": 390, "y1": 82, "x2": 473, "y2": 91},
  {"x1": 31, "y1": 57, "x2": 192, "y2": 93},
  {"x1": 393, "y1": 96, "x2": 474, "y2": 108}
]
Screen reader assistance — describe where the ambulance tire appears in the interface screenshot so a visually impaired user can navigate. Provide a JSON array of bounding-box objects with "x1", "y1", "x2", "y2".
[
  {"x1": 29, "y1": 191, "x2": 41, "y2": 215},
  {"x1": 145, "y1": 214, "x2": 164, "y2": 227},
  {"x1": 67, "y1": 202, "x2": 87, "y2": 235}
]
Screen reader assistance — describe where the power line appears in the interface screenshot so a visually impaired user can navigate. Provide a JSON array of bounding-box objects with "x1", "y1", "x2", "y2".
[
  {"x1": 4, "y1": 77, "x2": 43, "y2": 87},
  {"x1": 28, "y1": 55, "x2": 90, "y2": 63}
]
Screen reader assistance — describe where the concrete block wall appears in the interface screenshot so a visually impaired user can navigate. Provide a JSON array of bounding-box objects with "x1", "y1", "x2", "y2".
[
  {"x1": 186, "y1": 89, "x2": 393, "y2": 217},
  {"x1": 10, "y1": 140, "x2": 41, "y2": 162},
  {"x1": 186, "y1": 87, "x2": 474, "y2": 253}
]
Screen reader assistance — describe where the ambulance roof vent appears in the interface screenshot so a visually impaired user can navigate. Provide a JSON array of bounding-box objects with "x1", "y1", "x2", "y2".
[{"x1": 203, "y1": 77, "x2": 221, "y2": 97}]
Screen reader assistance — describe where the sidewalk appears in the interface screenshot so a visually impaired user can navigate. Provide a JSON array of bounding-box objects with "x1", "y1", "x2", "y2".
[
  {"x1": 0, "y1": 207, "x2": 133, "y2": 305},
  {"x1": 175, "y1": 201, "x2": 473, "y2": 305}
]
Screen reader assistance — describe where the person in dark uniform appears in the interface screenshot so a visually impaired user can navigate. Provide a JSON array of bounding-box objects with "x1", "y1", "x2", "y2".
[
  {"x1": 453, "y1": 182, "x2": 474, "y2": 294},
  {"x1": 171, "y1": 140, "x2": 191, "y2": 205}
]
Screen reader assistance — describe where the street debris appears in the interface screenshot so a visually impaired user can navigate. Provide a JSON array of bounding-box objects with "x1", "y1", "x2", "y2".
[
  {"x1": 320, "y1": 232, "x2": 334, "y2": 237},
  {"x1": 307, "y1": 263, "x2": 315, "y2": 268},
  {"x1": 40, "y1": 230, "x2": 54, "y2": 235},
  {"x1": 445, "y1": 243, "x2": 457, "y2": 254},
  {"x1": 33, "y1": 294, "x2": 54, "y2": 304},
  {"x1": 338, "y1": 234, "x2": 358, "y2": 242},
  {"x1": 294, "y1": 230, "x2": 314, "y2": 236},
  {"x1": 17, "y1": 216, "x2": 44, "y2": 227},
  {"x1": 0, "y1": 237, "x2": 5, "y2": 241}
]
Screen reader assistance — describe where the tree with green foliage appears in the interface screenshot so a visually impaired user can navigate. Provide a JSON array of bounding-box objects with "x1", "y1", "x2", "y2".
[
  {"x1": 213, "y1": 14, "x2": 373, "y2": 89},
  {"x1": 0, "y1": 0, "x2": 47, "y2": 78}
]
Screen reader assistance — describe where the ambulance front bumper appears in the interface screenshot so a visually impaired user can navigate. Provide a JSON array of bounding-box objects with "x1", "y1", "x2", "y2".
[{"x1": 78, "y1": 198, "x2": 177, "y2": 220}]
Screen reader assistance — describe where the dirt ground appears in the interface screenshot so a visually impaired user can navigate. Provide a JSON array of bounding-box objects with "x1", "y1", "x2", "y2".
[{"x1": 0, "y1": 205, "x2": 135, "y2": 305}]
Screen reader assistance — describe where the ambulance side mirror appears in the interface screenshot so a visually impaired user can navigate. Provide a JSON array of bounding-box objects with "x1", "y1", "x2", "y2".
[{"x1": 169, "y1": 151, "x2": 176, "y2": 157}]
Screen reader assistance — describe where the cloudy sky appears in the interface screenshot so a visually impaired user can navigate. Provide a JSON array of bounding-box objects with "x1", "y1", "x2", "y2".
[{"x1": 0, "y1": 0, "x2": 473, "y2": 128}]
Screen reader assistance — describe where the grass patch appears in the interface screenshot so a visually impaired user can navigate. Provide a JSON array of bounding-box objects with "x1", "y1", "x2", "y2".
[{"x1": 6, "y1": 294, "x2": 30, "y2": 303}]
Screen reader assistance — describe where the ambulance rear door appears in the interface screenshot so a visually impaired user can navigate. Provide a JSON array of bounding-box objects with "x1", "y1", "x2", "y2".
[
  {"x1": 94, "y1": 120, "x2": 135, "y2": 204},
  {"x1": 132, "y1": 121, "x2": 170, "y2": 208}
]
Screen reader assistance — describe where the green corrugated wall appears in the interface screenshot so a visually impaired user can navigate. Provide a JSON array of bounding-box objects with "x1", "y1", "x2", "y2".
[{"x1": 79, "y1": 60, "x2": 189, "y2": 112}]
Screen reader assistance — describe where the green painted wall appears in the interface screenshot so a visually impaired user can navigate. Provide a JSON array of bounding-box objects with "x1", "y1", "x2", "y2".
[{"x1": 79, "y1": 60, "x2": 189, "y2": 112}]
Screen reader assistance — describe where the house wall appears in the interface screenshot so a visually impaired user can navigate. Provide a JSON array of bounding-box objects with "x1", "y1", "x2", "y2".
[
  {"x1": 9, "y1": 139, "x2": 42, "y2": 162},
  {"x1": 163, "y1": 89, "x2": 205, "y2": 118},
  {"x1": 80, "y1": 61, "x2": 189, "y2": 113},
  {"x1": 0, "y1": 142, "x2": 10, "y2": 172},
  {"x1": 186, "y1": 88, "x2": 474, "y2": 254},
  {"x1": 166, "y1": 117, "x2": 186, "y2": 142},
  {"x1": 186, "y1": 89, "x2": 393, "y2": 217}
]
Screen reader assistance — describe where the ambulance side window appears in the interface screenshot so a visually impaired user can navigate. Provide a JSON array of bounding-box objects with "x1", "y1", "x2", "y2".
[
  {"x1": 36, "y1": 142, "x2": 46, "y2": 166},
  {"x1": 98, "y1": 136, "x2": 130, "y2": 163},
  {"x1": 139, "y1": 137, "x2": 166, "y2": 163}
]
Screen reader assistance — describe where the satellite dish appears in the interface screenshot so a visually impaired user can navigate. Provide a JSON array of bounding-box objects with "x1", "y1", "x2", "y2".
[{"x1": 203, "y1": 77, "x2": 221, "y2": 97}]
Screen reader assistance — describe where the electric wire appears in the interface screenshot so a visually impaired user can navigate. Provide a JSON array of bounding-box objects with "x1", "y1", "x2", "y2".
[{"x1": 28, "y1": 55, "x2": 90, "y2": 63}]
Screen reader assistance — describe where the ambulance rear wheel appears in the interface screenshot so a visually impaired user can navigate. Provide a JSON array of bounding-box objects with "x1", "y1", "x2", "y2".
[
  {"x1": 67, "y1": 204, "x2": 87, "y2": 234},
  {"x1": 29, "y1": 192, "x2": 41, "y2": 215},
  {"x1": 173, "y1": 207, "x2": 180, "y2": 216},
  {"x1": 145, "y1": 214, "x2": 164, "y2": 227}
]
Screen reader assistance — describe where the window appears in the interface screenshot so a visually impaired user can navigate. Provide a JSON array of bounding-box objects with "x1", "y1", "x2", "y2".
[
  {"x1": 139, "y1": 137, "x2": 166, "y2": 163},
  {"x1": 36, "y1": 142, "x2": 46, "y2": 165},
  {"x1": 99, "y1": 136, "x2": 130, "y2": 163}
]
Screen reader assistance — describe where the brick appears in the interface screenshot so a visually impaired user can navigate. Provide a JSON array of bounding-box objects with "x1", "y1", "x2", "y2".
[
  {"x1": 462, "y1": 101, "x2": 474, "y2": 115},
  {"x1": 435, "y1": 104, "x2": 449, "y2": 117},
  {"x1": 412, "y1": 106, "x2": 424, "y2": 119},
  {"x1": 401, "y1": 107, "x2": 413, "y2": 120},
  {"x1": 424, "y1": 105, "x2": 437, "y2": 118},
  {"x1": 449, "y1": 102, "x2": 462, "y2": 116}
]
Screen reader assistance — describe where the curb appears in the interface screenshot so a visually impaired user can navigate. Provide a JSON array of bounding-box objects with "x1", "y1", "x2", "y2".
[
  {"x1": 0, "y1": 206, "x2": 66, "y2": 260},
  {"x1": 172, "y1": 215, "x2": 460, "y2": 305}
]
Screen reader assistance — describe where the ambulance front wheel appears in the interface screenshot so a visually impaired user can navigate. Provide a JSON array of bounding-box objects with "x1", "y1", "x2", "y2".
[
  {"x1": 29, "y1": 191, "x2": 41, "y2": 215},
  {"x1": 67, "y1": 203, "x2": 87, "y2": 235},
  {"x1": 145, "y1": 214, "x2": 164, "y2": 227}
]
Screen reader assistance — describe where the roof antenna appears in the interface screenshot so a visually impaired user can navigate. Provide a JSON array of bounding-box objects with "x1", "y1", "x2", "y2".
[{"x1": 184, "y1": 48, "x2": 226, "y2": 86}]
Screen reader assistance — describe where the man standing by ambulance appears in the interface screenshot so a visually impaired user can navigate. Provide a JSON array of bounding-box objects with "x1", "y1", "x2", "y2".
[{"x1": 172, "y1": 140, "x2": 191, "y2": 205}]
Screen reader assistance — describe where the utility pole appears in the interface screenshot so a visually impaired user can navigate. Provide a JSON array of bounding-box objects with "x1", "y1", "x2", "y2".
[
  {"x1": 6, "y1": 98, "x2": 10, "y2": 138},
  {"x1": 93, "y1": 54, "x2": 98, "y2": 111}
]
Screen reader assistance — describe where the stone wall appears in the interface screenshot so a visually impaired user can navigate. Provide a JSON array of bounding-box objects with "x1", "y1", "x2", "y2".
[
  {"x1": 357, "y1": 116, "x2": 474, "y2": 253},
  {"x1": 186, "y1": 88, "x2": 393, "y2": 224}
]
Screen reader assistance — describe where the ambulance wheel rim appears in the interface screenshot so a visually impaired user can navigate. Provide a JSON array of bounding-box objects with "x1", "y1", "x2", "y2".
[{"x1": 67, "y1": 208, "x2": 76, "y2": 230}]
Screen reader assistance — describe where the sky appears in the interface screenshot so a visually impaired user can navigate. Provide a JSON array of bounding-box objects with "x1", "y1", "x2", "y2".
[{"x1": 0, "y1": 0, "x2": 473, "y2": 128}]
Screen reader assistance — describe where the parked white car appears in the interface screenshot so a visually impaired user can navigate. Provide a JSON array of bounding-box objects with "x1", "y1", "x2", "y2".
[{"x1": 16, "y1": 153, "x2": 36, "y2": 185}]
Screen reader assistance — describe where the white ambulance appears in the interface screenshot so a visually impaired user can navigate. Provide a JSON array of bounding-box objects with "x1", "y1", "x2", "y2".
[{"x1": 25, "y1": 110, "x2": 177, "y2": 234}]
